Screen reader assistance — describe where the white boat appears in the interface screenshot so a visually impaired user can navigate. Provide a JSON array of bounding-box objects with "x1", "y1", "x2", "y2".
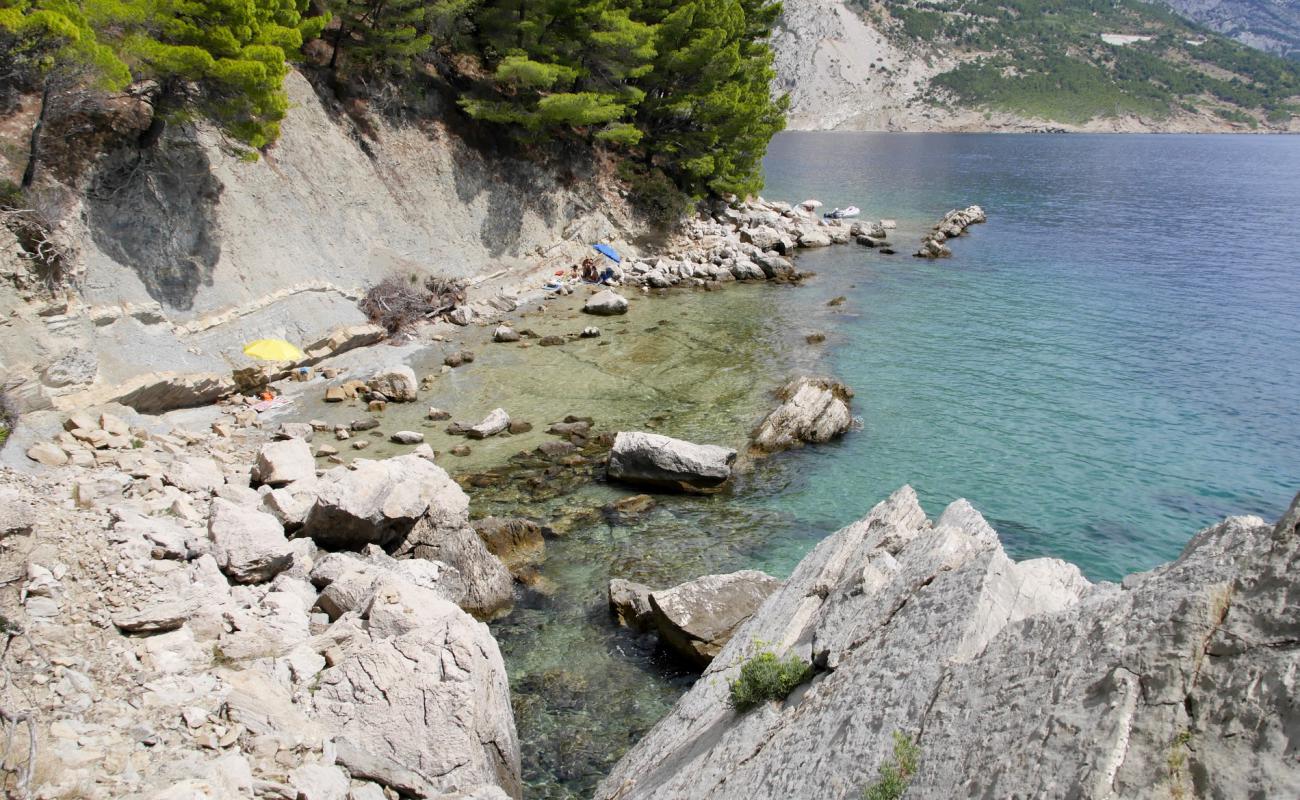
[{"x1": 823, "y1": 206, "x2": 860, "y2": 219}]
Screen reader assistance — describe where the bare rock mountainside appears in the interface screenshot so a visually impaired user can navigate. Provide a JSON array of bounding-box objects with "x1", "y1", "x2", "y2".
[
  {"x1": 772, "y1": 0, "x2": 1300, "y2": 132},
  {"x1": 0, "y1": 70, "x2": 635, "y2": 417},
  {"x1": 1162, "y1": 0, "x2": 1300, "y2": 59},
  {"x1": 598, "y1": 486, "x2": 1300, "y2": 799}
]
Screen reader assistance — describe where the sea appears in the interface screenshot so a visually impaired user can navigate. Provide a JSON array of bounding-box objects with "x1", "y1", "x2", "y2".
[{"x1": 480, "y1": 132, "x2": 1300, "y2": 798}]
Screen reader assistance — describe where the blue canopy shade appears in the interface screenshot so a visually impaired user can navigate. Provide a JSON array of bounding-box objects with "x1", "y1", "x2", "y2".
[{"x1": 593, "y1": 243, "x2": 621, "y2": 263}]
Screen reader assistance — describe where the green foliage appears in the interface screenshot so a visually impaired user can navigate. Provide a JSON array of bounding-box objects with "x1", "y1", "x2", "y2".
[
  {"x1": 726, "y1": 648, "x2": 812, "y2": 711},
  {"x1": 326, "y1": 0, "x2": 438, "y2": 76},
  {"x1": 458, "y1": 0, "x2": 786, "y2": 200},
  {"x1": 0, "y1": 0, "x2": 131, "y2": 94},
  {"x1": 863, "y1": 732, "x2": 921, "y2": 800},
  {"x1": 869, "y1": 0, "x2": 1300, "y2": 125},
  {"x1": 2, "y1": 0, "x2": 320, "y2": 152},
  {"x1": 5, "y1": 0, "x2": 790, "y2": 213},
  {"x1": 127, "y1": 0, "x2": 319, "y2": 149}
]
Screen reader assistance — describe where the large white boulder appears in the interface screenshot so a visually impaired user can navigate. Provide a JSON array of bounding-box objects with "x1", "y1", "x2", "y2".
[
  {"x1": 207, "y1": 498, "x2": 293, "y2": 584},
  {"x1": 252, "y1": 438, "x2": 316, "y2": 487},
  {"x1": 313, "y1": 573, "x2": 521, "y2": 799},
  {"x1": 750, "y1": 376, "x2": 854, "y2": 454},
  {"x1": 608, "y1": 432, "x2": 736, "y2": 492},
  {"x1": 583, "y1": 289, "x2": 629, "y2": 316},
  {"x1": 299, "y1": 456, "x2": 513, "y2": 617}
]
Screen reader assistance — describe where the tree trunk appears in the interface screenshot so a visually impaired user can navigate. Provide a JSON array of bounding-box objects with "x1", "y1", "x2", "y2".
[
  {"x1": 330, "y1": 23, "x2": 347, "y2": 69},
  {"x1": 20, "y1": 81, "x2": 52, "y2": 189}
]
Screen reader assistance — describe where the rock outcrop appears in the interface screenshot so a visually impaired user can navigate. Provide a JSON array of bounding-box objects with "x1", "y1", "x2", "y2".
[
  {"x1": 312, "y1": 573, "x2": 521, "y2": 799},
  {"x1": 750, "y1": 376, "x2": 854, "y2": 454},
  {"x1": 297, "y1": 456, "x2": 514, "y2": 617},
  {"x1": 597, "y1": 486, "x2": 1300, "y2": 799},
  {"x1": 607, "y1": 432, "x2": 737, "y2": 493},
  {"x1": 915, "y1": 205, "x2": 987, "y2": 259}
]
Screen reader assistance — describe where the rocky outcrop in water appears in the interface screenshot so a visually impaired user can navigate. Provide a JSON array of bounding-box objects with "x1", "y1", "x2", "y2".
[
  {"x1": 607, "y1": 432, "x2": 737, "y2": 493},
  {"x1": 750, "y1": 376, "x2": 855, "y2": 455},
  {"x1": 915, "y1": 205, "x2": 986, "y2": 259},
  {"x1": 597, "y1": 486, "x2": 1300, "y2": 799}
]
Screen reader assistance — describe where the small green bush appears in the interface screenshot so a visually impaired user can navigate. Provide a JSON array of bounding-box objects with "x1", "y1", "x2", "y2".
[
  {"x1": 864, "y1": 731, "x2": 921, "y2": 800},
  {"x1": 727, "y1": 649, "x2": 812, "y2": 712}
]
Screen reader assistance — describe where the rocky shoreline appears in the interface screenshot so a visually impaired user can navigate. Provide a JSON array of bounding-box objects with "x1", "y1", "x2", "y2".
[
  {"x1": 4, "y1": 191, "x2": 1292, "y2": 800},
  {"x1": 0, "y1": 193, "x2": 876, "y2": 799}
]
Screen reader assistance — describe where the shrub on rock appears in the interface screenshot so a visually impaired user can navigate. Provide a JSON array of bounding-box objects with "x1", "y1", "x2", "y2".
[{"x1": 728, "y1": 648, "x2": 812, "y2": 712}]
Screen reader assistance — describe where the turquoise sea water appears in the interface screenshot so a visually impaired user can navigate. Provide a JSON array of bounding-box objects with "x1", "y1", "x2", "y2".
[
  {"x1": 753, "y1": 132, "x2": 1300, "y2": 581},
  {"x1": 494, "y1": 133, "x2": 1300, "y2": 797}
]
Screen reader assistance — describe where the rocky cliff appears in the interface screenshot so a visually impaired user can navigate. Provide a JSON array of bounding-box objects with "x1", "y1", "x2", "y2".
[
  {"x1": 597, "y1": 486, "x2": 1300, "y2": 799},
  {"x1": 1161, "y1": 0, "x2": 1300, "y2": 59},
  {"x1": 0, "y1": 70, "x2": 636, "y2": 416},
  {"x1": 772, "y1": 0, "x2": 1300, "y2": 132}
]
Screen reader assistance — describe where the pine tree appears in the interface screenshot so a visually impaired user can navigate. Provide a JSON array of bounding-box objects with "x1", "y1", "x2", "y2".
[
  {"x1": 0, "y1": 0, "x2": 131, "y2": 185},
  {"x1": 326, "y1": 0, "x2": 434, "y2": 76},
  {"x1": 631, "y1": 0, "x2": 787, "y2": 197},
  {"x1": 125, "y1": 0, "x2": 323, "y2": 150},
  {"x1": 461, "y1": 0, "x2": 654, "y2": 134}
]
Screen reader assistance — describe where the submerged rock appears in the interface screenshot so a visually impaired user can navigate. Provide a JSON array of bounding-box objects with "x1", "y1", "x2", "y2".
[
  {"x1": 607, "y1": 432, "x2": 736, "y2": 493},
  {"x1": 596, "y1": 487, "x2": 1300, "y2": 800},
  {"x1": 750, "y1": 376, "x2": 854, "y2": 455},
  {"x1": 472, "y1": 517, "x2": 545, "y2": 577}
]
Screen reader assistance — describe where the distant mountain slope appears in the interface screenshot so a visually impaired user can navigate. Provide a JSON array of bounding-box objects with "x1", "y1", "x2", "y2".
[
  {"x1": 1160, "y1": 0, "x2": 1300, "y2": 59},
  {"x1": 773, "y1": 0, "x2": 1300, "y2": 131}
]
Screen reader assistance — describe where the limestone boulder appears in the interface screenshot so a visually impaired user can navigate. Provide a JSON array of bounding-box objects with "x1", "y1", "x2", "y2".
[
  {"x1": 207, "y1": 498, "x2": 293, "y2": 584},
  {"x1": 297, "y1": 456, "x2": 461, "y2": 549},
  {"x1": 583, "y1": 289, "x2": 629, "y2": 316},
  {"x1": 608, "y1": 578, "x2": 655, "y2": 632},
  {"x1": 647, "y1": 570, "x2": 780, "y2": 667},
  {"x1": 596, "y1": 488, "x2": 1300, "y2": 800},
  {"x1": 467, "y1": 409, "x2": 510, "y2": 440},
  {"x1": 252, "y1": 438, "x2": 316, "y2": 487},
  {"x1": 797, "y1": 230, "x2": 832, "y2": 248},
  {"x1": 313, "y1": 573, "x2": 521, "y2": 799},
  {"x1": 299, "y1": 456, "x2": 512, "y2": 617},
  {"x1": 750, "y1": 376, "x2": 854, "y2": 455},
  {"x1": 607, "y1": 432, "x2": 736, "y2": 492},
  {"x1": 367, "y1": 366, "x2": 418, "y2": 402}
]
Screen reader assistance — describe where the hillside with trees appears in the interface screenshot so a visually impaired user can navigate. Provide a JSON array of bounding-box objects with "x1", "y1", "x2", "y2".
[
  {"x1": 0, "y1": 0, "x2": 788, "y2": 219},
  {"x1": 860, "y1": 0, "x2": 1300, "y2": 127}
]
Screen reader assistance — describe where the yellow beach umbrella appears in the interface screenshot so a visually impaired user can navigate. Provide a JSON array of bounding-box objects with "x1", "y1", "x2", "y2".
[{"x1": 243, "y1": 338, "x2": 306, "y2": 361}]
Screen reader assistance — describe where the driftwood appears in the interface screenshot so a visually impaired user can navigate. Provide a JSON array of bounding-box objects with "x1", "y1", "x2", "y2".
[{"x1": 359, "y1": 274, "x2": 467, "y2": 334}]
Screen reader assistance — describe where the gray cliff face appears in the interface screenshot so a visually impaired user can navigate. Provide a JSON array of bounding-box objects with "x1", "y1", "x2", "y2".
[
  {"x1": 0, "y1": 69, "x2": 637, "y2": 415},
  {"x1": 1160, "y1": 0, "x2": 1300, "y2": 59},
  {"x1": 597, "y1": 486, "x2": 1300, "y2": 800}
]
